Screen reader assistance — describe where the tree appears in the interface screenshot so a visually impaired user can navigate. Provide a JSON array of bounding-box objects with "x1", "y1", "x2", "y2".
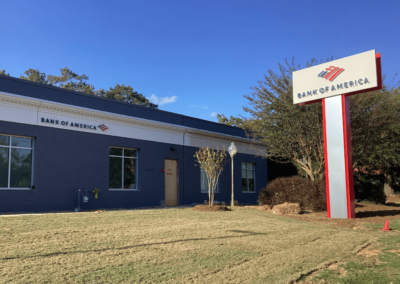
[
  {"x1": 194, "y1": 147, "x2": 227, "y2": 205},
  {"x1": 349, "y1": 86, "x2": 400, "y2": 195},
  {"x1": 97, "y1": 84, "x2": 157, "y2": 108},
  {"x1": 8, "y1": 66, "x2": 160, "y2": 109},
  {"x1": 20, "y1": 68, "x2": 48, "y2": 84},
  {"x1": 220, "y1": 59, "x2": 400, "y2": 184},
  {"x1": 216, "y1": 114, "x2": 244, "y2": 127},
  {"x1": 240, "y1": 59, "x2": 326, "y2": 180},
  {"x1": 0, "y1": 69, "x2": 9, "y2": 76},
  {"x1": 47, "y1": 67, "x2": 95, "y2": 94}
]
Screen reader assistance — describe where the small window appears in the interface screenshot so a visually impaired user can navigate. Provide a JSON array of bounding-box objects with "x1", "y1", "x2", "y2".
[
  {"x1": 0, "y1": 135, "x2": 34, "y2": 189},
  {"x1": 242, "y1": 163, "x2": 255, "y2": 192},
  {"x1": 200, "y1": 168, "x2": 219, "y2": 193},
  {"x1": 109, "y1": 147, "x2": 138, "y2": 190}
]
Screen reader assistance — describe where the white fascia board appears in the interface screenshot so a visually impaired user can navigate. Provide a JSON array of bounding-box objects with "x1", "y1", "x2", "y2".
[{"x1": 0, "y1": 91, "x2": 267, "y2": 155}]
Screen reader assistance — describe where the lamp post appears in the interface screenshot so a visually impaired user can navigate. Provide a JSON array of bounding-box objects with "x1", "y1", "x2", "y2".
[{"x1": 228, "y1": 142, "x2": 237, "y2": 207}]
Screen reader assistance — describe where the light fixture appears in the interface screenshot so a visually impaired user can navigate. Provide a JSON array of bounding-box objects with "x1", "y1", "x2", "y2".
[{"x1": 228, "y1": 142, "x2": 237, "y2": 207}]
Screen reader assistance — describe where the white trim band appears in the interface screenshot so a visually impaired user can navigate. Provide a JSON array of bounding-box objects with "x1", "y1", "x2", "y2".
[{"x1": 0, "y1": 91, "x2": 267, "y2": 156}]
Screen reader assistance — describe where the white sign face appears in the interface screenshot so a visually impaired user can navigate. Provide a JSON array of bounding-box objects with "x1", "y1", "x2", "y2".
[{"x1": 293, "y1": 50, "x2": 378, "y2": 104}]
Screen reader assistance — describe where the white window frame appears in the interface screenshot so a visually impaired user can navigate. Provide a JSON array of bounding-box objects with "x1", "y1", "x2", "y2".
[
  {"x1": 0, "y1": 134, "x2": 34, "y2": 190},
  {"x1": 200, "y1": 168, "x2": 219, "y2": 193},
  {"x1": 108, "y1": 146, "x2": 139, "y2": 191},
  {"x1": 242, "y1": 162, "x2": 255, "y2": 193}
]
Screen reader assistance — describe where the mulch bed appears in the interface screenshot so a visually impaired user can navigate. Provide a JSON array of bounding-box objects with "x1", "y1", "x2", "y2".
[
  {"x1": 192, "y1": 205, "x2": 230, "y2": 212},
  {"x1": 256, "y1": 194, "x2": 400, "y2": 229}
]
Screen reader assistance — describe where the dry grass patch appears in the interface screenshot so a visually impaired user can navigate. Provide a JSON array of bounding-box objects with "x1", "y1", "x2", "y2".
[{"x1": 0, "y1": 208, "x2": 383, "y2": 283}]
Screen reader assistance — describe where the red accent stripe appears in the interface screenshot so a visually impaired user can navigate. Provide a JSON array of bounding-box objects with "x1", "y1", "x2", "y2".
[
  {"x1": 322, "y1": 98, "x2": 331, "y2": 218},
  {"x1": 325, "y1": 66, "x2": 335, "y2": 70},
  {"x1": 329, "y1": 68, "x2": 344, "y2": 81},
  {"x1": 324, "y1": 67, "x2": 340, "y2": 79},
  {"x1": 341, "y1": 95, "x2": 355, "y2": 218}
]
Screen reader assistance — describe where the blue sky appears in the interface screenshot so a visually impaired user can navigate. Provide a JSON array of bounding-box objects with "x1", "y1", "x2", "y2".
[{"x1": 1, "y1": 0, "x2": 399, "y2": 122}]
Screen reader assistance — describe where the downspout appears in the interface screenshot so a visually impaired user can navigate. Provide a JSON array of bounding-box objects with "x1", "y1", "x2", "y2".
[{"x1": 182, "y1": 117, "x2": 187, "y2": 206}]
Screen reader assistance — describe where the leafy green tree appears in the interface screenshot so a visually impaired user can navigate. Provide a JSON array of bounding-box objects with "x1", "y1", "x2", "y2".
[
  {"x1": 8, "y1": 66, "x2": 159, "y2": 109},
  {"x1": 0, "y1": 69, "x2": 9, "y2": 76},
  {"x1": 47, "y1": 67, "x2": 95, "y2": 94},
  {"x1": 239, "y1": 59, "x2": 325, "y2": 180},
  {"x1": 20, "y1": 68, "x2": 48, "y2": 84},
  {"x1": 217, "y1": 114, "x2": 244, "y2": 127},
  {"x1": 350, "y1": 86, "x2": 400, "y2": 195},
  {"x1": 96, "y1": 84, "x2": 158, "y2": 108}
]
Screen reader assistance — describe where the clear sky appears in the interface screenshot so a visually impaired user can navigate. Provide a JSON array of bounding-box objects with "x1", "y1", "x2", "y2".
[{"x1": 1, "y1": 0, "x2": 399, "y2": 122}]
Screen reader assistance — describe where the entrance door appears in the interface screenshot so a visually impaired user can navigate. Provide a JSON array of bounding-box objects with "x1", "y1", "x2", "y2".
[{"x1": 164, "y1": 159, "x2": 178, "y2": 206}]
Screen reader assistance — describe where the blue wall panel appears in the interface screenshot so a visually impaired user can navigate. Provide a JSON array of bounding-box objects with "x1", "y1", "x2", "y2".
[
  {"x1": 0, "y1": 121, "x2": 266, "y2": 213},
  {"x1": 183, "y1": 147, "x2": 267, "y2": 206}
]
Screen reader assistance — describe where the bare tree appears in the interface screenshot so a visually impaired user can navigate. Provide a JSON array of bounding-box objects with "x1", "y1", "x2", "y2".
[{"x1": 194, "y1": 147, "x2": 227, "y2": 205}]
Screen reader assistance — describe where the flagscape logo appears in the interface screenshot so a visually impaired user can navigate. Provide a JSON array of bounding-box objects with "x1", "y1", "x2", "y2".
[
  {"x1": 98, "y1": 124, "x2": 109, "y2": 131},
  {"x1": 318, "y1": 66, "x2": 345, "y2": 82}
]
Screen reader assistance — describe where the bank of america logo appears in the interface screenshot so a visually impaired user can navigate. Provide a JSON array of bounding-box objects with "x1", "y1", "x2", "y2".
[
  {"x1": 318, "y1": 66, "x2": 345, "y2": 82},
  {"x1": 98, "y1": 124, "x2": 109, "y2": 131}
]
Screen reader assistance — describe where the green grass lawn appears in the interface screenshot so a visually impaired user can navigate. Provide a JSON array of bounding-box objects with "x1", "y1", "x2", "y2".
[{"x1": 0, "y1": 208, "x2": 399, "y2": 283}]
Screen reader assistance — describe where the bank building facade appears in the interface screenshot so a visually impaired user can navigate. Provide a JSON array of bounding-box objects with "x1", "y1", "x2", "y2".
[{"x1": 0, "y1": 75, "x2": 267, "y2": 213}]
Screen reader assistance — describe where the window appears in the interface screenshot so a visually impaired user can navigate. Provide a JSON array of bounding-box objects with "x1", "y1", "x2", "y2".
[
  {"x1": 109, "y1": 147, "x2": 138, "y2": 190},
  {"x1": 0, "y1": 135, "x2": 33, "y2": 189},
  {"x1": 242, "y1": 163, "x2": 255, "y2": 192},
  {"x1": 200, "y1": 168, "x2": 219, "y2": 193}
]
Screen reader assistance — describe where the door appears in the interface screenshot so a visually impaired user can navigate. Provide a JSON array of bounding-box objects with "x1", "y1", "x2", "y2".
[{"x1": 164, "y1": 159, "x2": 178, "y2": 206}]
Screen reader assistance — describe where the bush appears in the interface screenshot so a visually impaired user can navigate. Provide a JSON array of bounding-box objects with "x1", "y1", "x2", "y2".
[
  {"x1": 258, "y1": 176, "x2": 326, "y2": 212},
  {"x1": 354, "y1": 173, "x2": 386, "y2": 205}
]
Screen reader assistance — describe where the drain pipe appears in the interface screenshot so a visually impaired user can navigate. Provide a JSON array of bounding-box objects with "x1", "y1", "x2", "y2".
[
  {"x1": 182, "y1": 116, "x2": 188, "y2": 206},
  {"x1": 75, "y1": 189, "x2": 81, "y2": 212}
]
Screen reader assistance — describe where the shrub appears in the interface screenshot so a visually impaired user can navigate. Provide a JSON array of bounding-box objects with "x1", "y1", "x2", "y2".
[
  {"x1": 354, "y1": 173, "x2": 386, "y2": 205},
  {"x1": 258, "y1": 176, "x2": 326, "y2": 212}
]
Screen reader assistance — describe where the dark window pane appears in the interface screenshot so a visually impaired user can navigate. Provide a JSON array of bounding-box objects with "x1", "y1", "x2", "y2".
[
  {"x1": 0, "y1": 148, "x2": 9, "y2": 187},
  {"x1": 109, "y1": 157, "x2": 122, "y2": 188},
  {"x1": 11, "y1": 137, "x2": 32, "y2": 148},
  {"x1": 242, "y1": 169, "x2": 247, "y2": 191},
  {"x1": 242, "y1": 163, "x2": 247, "y2": 169},
  {"x1": 201, "y1": 169, "x2": 207, "y2": 192},
  {"x1": 10, "y1": 148, "x2": 32, "y2": 188},
  {"x1": 248, "y1": 170, "x2": 255, "y2": 192},
  {"x1": 124, "y1": 158, "x2": 136, "y2": 189},
  {"x1": 109, "y1": 147, "x2": 123, "y2": 156},
  {"x1": 0, "y1": 135, "x2": 9, "y2": 146},
  {"x1": 124, "y1": 149, "x2": 137, "y2": 157}
]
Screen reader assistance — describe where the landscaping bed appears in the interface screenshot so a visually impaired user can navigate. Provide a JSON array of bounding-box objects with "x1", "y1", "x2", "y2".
[{"x1": 256, "y1": 194, "x2": 400, "y2": 229}]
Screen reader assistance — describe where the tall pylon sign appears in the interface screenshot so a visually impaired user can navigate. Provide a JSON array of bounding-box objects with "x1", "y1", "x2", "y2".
[{"x1": 293, "y1": 50, "x2": 382, "y2": 219}]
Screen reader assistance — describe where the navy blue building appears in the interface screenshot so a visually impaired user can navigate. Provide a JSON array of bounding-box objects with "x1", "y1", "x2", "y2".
[{"x1": 0, "y1": 75, "x2": 267, "y2": 213}]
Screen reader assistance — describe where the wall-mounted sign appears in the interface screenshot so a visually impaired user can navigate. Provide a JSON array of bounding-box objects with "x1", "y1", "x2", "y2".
[
  {"x1": 293, "y1": 50, "x2": 378, "y2": 104},
  {"x1": 40, "y1": 117, "x2": 108, "y2": 131}
]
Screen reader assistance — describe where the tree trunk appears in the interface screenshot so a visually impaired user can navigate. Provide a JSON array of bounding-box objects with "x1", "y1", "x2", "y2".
[{"x1": 384, "y1": 173, "x2": 395, "y2": 196}]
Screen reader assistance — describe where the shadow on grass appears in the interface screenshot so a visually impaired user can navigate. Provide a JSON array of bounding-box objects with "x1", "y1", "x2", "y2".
[
  {"x1": 356, "y1": 209, "x2": 400, "y2": 218},
  {"x1": 1, "y1": 230, "x2": 267, "y2": 261},
  {"x1": 386, "y1": 202, "x2": 400, "y2": 207}
]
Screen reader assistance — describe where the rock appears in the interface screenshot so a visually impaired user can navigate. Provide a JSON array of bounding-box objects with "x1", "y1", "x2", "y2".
[{"x1": 272, "y1": 202, "x2": 301, "y2": 215}]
